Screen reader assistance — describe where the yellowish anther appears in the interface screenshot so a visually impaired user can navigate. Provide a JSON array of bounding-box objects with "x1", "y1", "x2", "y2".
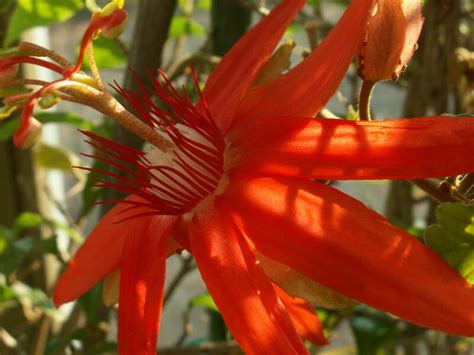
[
  {"x1": 39, "y1": 92, "x2": 61, "y2": 109},
  {"x1": 0, "y1": 104, "x2": 19, "y2": 120}
]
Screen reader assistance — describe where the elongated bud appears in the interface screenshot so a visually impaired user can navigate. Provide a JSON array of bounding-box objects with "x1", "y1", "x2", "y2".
[
  {"x1": 357, "y1": 0, "x2": 424, "y2": 82},
  {"x1": 13, "y1": 116, "x2": 43, "y2": 149}
]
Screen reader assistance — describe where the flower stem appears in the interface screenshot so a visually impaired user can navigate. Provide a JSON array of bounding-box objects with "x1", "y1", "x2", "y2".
[
  {"x1": 458, "y1": 174, "x2": 474, "y2": 195},
  {"x1": 410, "y1": 179, "x2": 469, "y2": 203},
  {"x1": 79, "y1": 89, "x2": 173, "y2": 152},
  {"x1": 86, "y1": 43, "x2": 104, "y2": 90},
  {"x1": 358, "y1": 80, "x2": 375, "y2": 121}
]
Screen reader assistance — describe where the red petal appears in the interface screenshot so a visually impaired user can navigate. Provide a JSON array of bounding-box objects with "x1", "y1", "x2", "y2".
[
  {"x1": 231, "y1": 0, "x2": 374, "y2": 127},
  {"x1": 201, "y1": 0, "x2": 305, "y2": 133},
  {"x1": 118, "y1": 215, "x2": 178, "y2": 355},
  {"x1": 224, "y1": 177, "x2": 474, "y2": 336},
  {"x1": 275, "y1": 286, "x2": 328, "y2": 346},
  {"x1": 54, "y1": 195, "x2": 150, "y2": 306},
  {"x1": 227, "y1": 116, "x2": 474, "y2": 180},
  {"x1": 189, "y1": 199, "x2": 307, "y2": 354},
  {"x1": 172, "y1": 216, "x2": 192, "y2": 251}
]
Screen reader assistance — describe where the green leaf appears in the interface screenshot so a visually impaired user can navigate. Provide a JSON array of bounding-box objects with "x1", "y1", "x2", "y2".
[
  {"x1": 0, "y1": 233, "x2": 59, "y2": 275},
  {"x1": 83, "y1": 36, "x2": 127, "y2": 70},
  {"x1": 188, "y1": 293, "x2": 218, "y2": 312},
  {"x1": 169, "y1": 16, "x2": 206, "y2": 38},
  {"x1": 85, "y1": 0, "x2": 99, "y2": 11},
  {"x1": 79, "y1": 156, "x2": 107, "y2": 219},
  {"x1": 36, "y1": 111, "x2": 93, "y2": 130},
  {"x1": 52, "y1": 222, "x2": 82, "y2": 243},
  {"x1": 5, "y1": 0, "x2": 84, "y2": 46},
  {"x1": 0, "y1": 116, "x2": 20, "y2": 142},
  {"x1": 178, "y1": 0, "x2": 193, "y2": 15},
  {"x1": 0, "y1": 237, "x2": 35, "y2": 275},
  {"x1": 11, "y1": 282, "x2": 61, "y2": 319},
  {"x1": 0, "y1": 285, "x2": 17, "y2": 303},
  {"x1": 14, "y1": 212, "x2": 43, "y2": 230},
  {"x1": 350, "y1": 312, "x2": 397, "y2": 355},
  {"x1": 425, "y1": 203, "x2": 474, "y2": 283},
  {"x1": 0, "y1": 112, "x2": 93, "y2": 143},
  {"x1": 0, "y1": 226, "x2": 11, "y2": 254},
  {"x1": 78, "y1": 283, "x2": 103, "y2": 325},
  {"x1": 195, "y1": 0, "x2": 211, "y2": 10},
  {"x1": 34, "y1": 142, "x2": 78, "y2": 172},
  {"x1": 0, "y1": 0, "x2": 14, "y2": 14},
  {"x1": 79, "y1": 120, "x2": 114, "y2": 219}
]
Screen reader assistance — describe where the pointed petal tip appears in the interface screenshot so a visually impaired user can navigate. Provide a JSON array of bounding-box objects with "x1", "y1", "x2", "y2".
[
  {"x1": 224, "y1": 177, "x2": 474, "y2": 337},
  {"x1": 202, "y1": 0, "x2": 305, "y2": 132},
  {"x1": 52, "y1": 272, "x2": 75, "y2": 308}
]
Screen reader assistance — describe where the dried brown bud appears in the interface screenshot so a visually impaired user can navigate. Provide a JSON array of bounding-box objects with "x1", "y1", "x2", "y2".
[{"x1": 357, "y1": 0, "x2": 424, "y2": 82}]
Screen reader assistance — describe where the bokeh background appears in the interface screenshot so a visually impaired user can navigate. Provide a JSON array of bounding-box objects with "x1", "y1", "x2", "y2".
[{"x1": 1, "y1": 0, "x2": 474, "y2": 354}]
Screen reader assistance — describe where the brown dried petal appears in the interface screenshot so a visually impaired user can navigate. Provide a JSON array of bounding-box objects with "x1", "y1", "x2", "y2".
[{"x1": 257, "y1": 252, "x2": 357, "y2": 309}]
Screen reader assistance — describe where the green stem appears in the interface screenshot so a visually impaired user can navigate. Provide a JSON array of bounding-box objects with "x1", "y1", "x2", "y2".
[{"x1": 358, "y1": 80, "x2": 376, "y2": 121}]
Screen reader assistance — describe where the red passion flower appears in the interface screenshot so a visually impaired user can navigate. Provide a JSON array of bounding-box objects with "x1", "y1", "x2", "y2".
[{"x1": 54, "y1": 0, "x2": 474, "y2": 354}]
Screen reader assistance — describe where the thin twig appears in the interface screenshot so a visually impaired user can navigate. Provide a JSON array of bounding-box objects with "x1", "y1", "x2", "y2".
[
  {"x1": 166, "y1": 53, "x2": 220, "y2": 82},
  {"x1": 163, "y1": 254, "x2": 196, "y2": 306}
]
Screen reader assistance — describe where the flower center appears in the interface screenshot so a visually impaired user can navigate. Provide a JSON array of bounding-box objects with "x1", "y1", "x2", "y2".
[
  {"x1": 111, "y1": 69, "x2": 226, "y2": 215},
  {"x1": 81, "y1": 70, "x2": 225, "y2": 216},
  {"x1": 143, "y1": 122, "x2": 224, "y2": 214}
]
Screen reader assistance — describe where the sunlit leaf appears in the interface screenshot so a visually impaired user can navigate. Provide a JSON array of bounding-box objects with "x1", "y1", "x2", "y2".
[
  {"x1": 36, "y1": 112, "x2": 94, "y2": 130},
  {"x1": 14, "y1": 212, "x2": 43, "y2": 230},
  {"x1": 188, "y1": 293, "x2": 218, "y2": 312},
  {"x1": 0, "y1": 285, "x2": 16, "y2": 303},
  {"x1": 34, "y1": 143, "x2": 79, "y2": 172},
  {"x1": 5, "y1": 0, "x2": 84, "y2": 46},
  {"x1": 425, "y1": 203, "x2": 474, "y2": 284},
  {"x1": 11, "y1": 282, "x2": 61, "y2": 319},
  {"x1": 195, "y1": 0, "x2": 211, "y2": 10},
  {"x1": 169, "y1": 16, "x2": 206, "y2": 38},
  {"x1": 83, "y1": 36, "x2": 127, "y2": 70}
]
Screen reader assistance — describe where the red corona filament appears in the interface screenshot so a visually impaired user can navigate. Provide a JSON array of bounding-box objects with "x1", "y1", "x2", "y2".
[{"x1": 84, "y1": 69, "x2": 225, "y2": 216}]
